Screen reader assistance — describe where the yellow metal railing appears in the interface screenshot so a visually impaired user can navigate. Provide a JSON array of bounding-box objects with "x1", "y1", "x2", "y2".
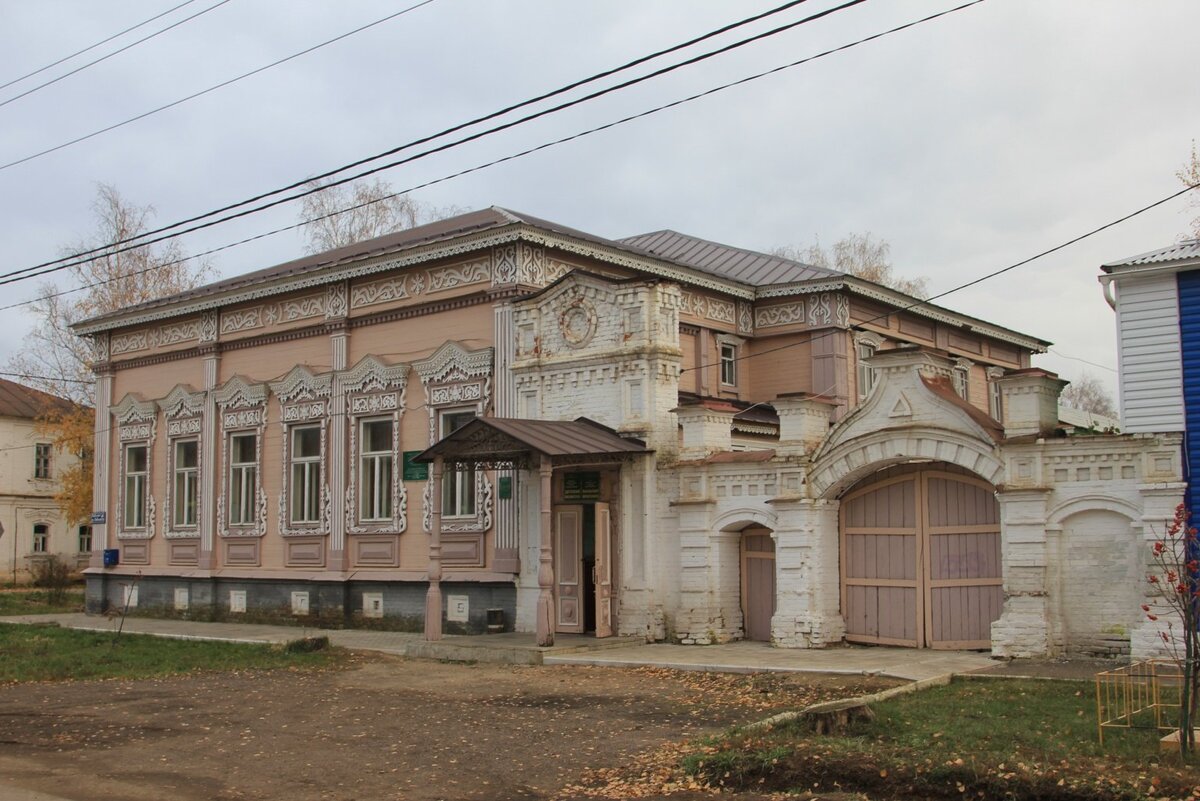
[{"x1": 1095, "y1": 659, "x2": 1183, "y2": 746}]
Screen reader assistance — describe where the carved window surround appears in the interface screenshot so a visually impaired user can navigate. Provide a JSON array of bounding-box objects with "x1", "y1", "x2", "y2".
[
  {"x1": 413, "y1": 341, "x2": 494, "y2": 534},
  {"x1": 214, "y1": 376, "x2": 269, "y2": 539},
  {"x1": 111, "y1": 394, "x2": 157, "y2": 541},
  {"x1": 269, "y1": 366, "x2": 333, "y2": 537},
  {"x1": 157, "y1": 385, "x2": 205, "y2": 540},
  {"x1": 341, "y1": 356, "x2": 410, "y2": 535}
]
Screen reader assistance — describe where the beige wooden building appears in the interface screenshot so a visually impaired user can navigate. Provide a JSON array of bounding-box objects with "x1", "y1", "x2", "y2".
[{"x1": 77, "y1": 209, "x2": 1179, "y2": 655}]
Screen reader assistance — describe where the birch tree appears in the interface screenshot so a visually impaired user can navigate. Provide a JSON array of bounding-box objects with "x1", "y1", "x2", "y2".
[
  {"x1": 299, "y1": 177, "x2": 462, "y2": 253},
  {"x1": 773, "y1": 232, "x2": 929, "y2": 298}
]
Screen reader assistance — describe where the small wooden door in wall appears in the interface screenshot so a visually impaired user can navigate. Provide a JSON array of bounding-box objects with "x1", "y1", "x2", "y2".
[
  {"x1": 554, "y1": 505, "x2": 584, "y2": 633},
  {"x1": 741, "y1": 529, "x2": 776, "y2": 642},
  {"x1": 594, "y1": 502, "x2": 613, "y2": 638}
]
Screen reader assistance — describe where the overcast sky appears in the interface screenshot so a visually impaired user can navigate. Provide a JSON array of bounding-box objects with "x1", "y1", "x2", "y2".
[{"x1": 1, "y1": 0, "x2": 1197, "y2": 403}]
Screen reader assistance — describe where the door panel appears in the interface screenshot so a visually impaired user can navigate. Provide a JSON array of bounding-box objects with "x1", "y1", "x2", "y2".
[
  {"x1": 554, "y1": 505, "x2": 583, "y2": 633},
  {"x1": 840, "y1": 466, "x2": 1001, "y2": 649},
  {"x1": 741, "y1": 530, "x2": 776, "y2": 642},
  {"x1": 594, "y1": 503, "x2": 613, "y2": 638}
]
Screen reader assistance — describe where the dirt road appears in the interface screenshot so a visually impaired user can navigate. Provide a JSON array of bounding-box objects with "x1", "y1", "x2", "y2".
[{"x1": 0, "y1": 653, "x2": 895, "y2": 801}]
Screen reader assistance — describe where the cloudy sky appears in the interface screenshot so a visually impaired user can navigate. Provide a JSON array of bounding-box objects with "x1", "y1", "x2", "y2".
[{"x1": 1, "y1": 0, "x2": 1197, "y2": 402}]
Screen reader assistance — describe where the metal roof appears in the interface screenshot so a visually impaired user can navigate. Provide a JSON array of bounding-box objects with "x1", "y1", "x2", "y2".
[
  {"x1": 415, "y1": 416, "x2": 648, "y2": 465},
  {"x1": 0, "y1": 379, "x2": 78, "y2": 419},
  {"x1": 616, "y1": 230, "x2": 841, "y2": 286},
  {"x1": 1101, "y1": 239, "x2": 1200, "y2": 271}
]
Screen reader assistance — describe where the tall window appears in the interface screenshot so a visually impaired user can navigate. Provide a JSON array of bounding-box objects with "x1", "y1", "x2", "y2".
[
  {"x1": 720, "y1": 343, "x2": 737, "y2": 386},
  {"x1": 989, "y1": 379, "x2": 1003, "y2": 421},
  {"x1": 441, "y1": 410, "x2": 476, "y2": 518},
  {"x1": 173, "y1": 439, "x2": 199, "y2": 528},
  {"x1": 123, "y1": 443, "x2": 148, "y2": 529},
  {"x1": 289, "y1": 425, "x2": 321, "y2": 524},
  {"x1": 229, "y1": 433, "x2": 258, "y2": 525},
  {"x1": 77, "y1": 525, "x2": 92, "y2": 553},
  {"x1": 32, "y1": 524, "x2": 48, "y2": 553},
  {"x1": 953, "y1": 363, "x2": 971, "y2": 400},
  {"x1": 34, "y1": 443, "x2": 51, "y2": 479},
  {"x1": 360, "y1": 418, "x2": 393, "y2": 521},
  {"x1": 857, "y1": 341, "x2": 878, "y2": 402}
]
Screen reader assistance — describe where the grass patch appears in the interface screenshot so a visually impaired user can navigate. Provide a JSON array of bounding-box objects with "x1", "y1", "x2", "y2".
[
  {"x1": 0, "y1": 588, "x2": 85, "y2": 615},
  {"x1": 683, "y1": 678, "x2": 1200, "y2": 800},
  {"x1": 0, "y1": 624, "x2": 343, "y2": 683}
]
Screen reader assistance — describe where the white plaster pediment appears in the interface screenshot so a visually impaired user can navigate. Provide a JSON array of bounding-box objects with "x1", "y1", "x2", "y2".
[
  {"x1": 269, "y1": 364, "x2": 332, "y2": 404},
  {"x1": 156, "y1": 384, "x2": 204, "y2": 419},
  {"x1": 813, "y1": 349, "x2": 998, "y2": 465},
  {"x1": 213, "y1": 375, "x2": 268, "y2": 410},
  {"x1": 111, "y1": 393, "x2": 156, "y2": 424}
]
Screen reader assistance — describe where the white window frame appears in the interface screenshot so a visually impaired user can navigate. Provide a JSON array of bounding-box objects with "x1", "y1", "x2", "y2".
[
  {"x1": 987, "y1": 366, "x2": 1005, "y2": 421},
  {"x1": 213, "y1": 376, "x2": 268, "y2": 539},
  {"x1": 228, "y1": 432, "x2": 259, "y2": 527},
  {"x1": 32, "y1": 523, "x2": 48, "y2": 554},
  {"x1": 854, "y1": 331, "x2": 885, "y2": 403},
  {"x1": 359, "y1": 417, "x2": 395, "y2": 523},
  {"x1": 715, "y1": 333, "x2": 744, "y2": 389},
  {"x1": 288, "y1": 424, "x2": 323, "y2": 526},
  {"x1": 77, "y1": 525, "x2": 92, "y2": 553},
  {"x1": 123, "y1": 442, "x2": 149, "y2": 531},
  {"x1": 953, "y1": 358, "x2": 973, "y2": 401},
  {"x1": 33, "y1": 443, "x2": 51, "y2": 479},
  {"x1": 172, "y1": 438, "x2": 200, "y2": 529},
  {"x1": 440, "y1": 409, "x2": 477, "y2": 519}
]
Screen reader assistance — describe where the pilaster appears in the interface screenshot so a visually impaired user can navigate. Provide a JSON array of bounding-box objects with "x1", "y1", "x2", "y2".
[
  {"x1": 991, "y1": 487, "x2": 1053, "y2": 657},
  {"x1": 198, "y1": 350, "x2": 219, "y2": 569},
  {"x1": 770, "y1": 498, "x2": 845, "y2": 647},
  {"x1": 90, "y1": 370, "x2": 114, "y2": 568},
  {"x1": 328, "y1": 328, "x2": 349, "y2": 571}
]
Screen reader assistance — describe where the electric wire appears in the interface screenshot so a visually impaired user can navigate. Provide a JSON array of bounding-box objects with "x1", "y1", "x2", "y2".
[
  {"x1": 680, "y1": 183, "x2": 1200, "y2": 376},
  {"x1": 4, "y1": 0, "x2": 853, "y2": 283},
  {"x1": 0, "y1": 0, "x2": 234, "y2": 110},
  {"x1": 0, "y1": 0, "x2": 200, "y2": 93},
  {"x1": 1047, "y1": 349, "x2": 1118, "y2": 373},
  {"x1": 0, "y1": 0, "x2": 438, "y2": 171},
  {"x1": 0, "y1": 0, "x2": 983, "y2": 299}
]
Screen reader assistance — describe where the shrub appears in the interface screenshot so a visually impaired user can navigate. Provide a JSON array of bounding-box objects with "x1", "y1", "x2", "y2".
[{"x1": 31, "y1": 555, "x2": 71, "y2": 604}]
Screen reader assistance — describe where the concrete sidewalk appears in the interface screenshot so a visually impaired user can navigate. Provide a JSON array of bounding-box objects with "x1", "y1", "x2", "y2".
[{"x1": 2, "y1": 613, "x2": 995, "y2": 679}]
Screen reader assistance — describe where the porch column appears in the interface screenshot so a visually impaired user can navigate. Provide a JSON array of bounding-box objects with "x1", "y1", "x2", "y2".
[
  {"x1": 424, "y1": 456, "x2": 444, "y2": 641},
  {"x1": 536, "y1": 454, "x2": 554, "y2": 647}
]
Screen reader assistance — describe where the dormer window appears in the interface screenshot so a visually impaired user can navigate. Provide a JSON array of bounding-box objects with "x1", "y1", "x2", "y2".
[{"x1": 854, "y1": 331, "x2": 885, "y2": 402}]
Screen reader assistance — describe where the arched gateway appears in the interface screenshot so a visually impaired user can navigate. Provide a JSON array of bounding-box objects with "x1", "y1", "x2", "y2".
[{"x1": 839, "y1": 463, "x2": 1002, "y2": 649}]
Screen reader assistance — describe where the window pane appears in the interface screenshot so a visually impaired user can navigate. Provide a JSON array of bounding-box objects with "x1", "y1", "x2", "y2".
[
  {"x1": 177, "y1": 439, "x2": 198, "y2": 468},
  {"x1": 364, "y1": 419, "x2": 391, "y2": 453},
  {"x1": 233, "y1": 434, "x2": 256, "y2": 463},
  {"x1": 128, "y1": 445, "x2": 147, "y2": 472},
  {"x1": 293, "y1": 426, "x2": 320, "y2": 458},
  {"x1": 378, "y1": 457, "x2": 392, "y2": 518}
]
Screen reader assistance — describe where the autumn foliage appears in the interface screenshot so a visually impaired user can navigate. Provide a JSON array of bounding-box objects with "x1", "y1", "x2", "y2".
[
  {"x1": 34, "y1": 405, "x2": 94, "y2": 527},
  {"x1": 1145, "y1": 502, "x2": 1200, "y2": 756}
]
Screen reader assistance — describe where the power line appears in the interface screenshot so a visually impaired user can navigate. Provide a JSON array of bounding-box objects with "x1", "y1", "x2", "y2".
[
  {"x1": 0, "y1": 0, "x2": 985, "y2": 300},
  {"x1": 0, "y1": 0, "x2": 234, "y2": 110},
  {"x1": 0, "y1": 0, "x2": 439, "y2": 172},
  {"x1": 1047, "y1": 349, "x2": 1118, "y2": 373},
  {"x1": 681, "y1": 183, "x2": 1200, "y2": 375},
  {"x1": 4, "y1": 0, "x2": 847, "y2": 283},
  {"x1": 0, "y1": 0, "x2": 200, "y2": 93}
]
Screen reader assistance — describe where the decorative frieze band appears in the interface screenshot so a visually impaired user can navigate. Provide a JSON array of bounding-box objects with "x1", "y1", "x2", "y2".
[{"x1": 351, "y1": 258, "x2": 491, "y2": 311}]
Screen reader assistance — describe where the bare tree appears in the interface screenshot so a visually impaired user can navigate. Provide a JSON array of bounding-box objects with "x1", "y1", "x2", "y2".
[
  {"x1": 1060, "y1": 372, "x2": 1117, "y2": 418},
  {"x1": 9, "y1": 183, "x2": 214, "y2": 406},
  {"x1": 299, "y1": 177, "x2": 463, "y2": 253},
  {"x1": 8, "y1": 184, "x2": 215, "y2": 523},
  {"x1": 773, "y1": 232, "x2": 929, "y2": 298},
  {"x1": 1179, "y1": 140, "x2": 1200, "y2": 240}
]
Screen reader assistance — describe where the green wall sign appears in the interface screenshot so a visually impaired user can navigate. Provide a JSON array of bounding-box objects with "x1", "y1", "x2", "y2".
[
  {"x1": 562, "y1": 471, "x2": 601, "y2": 501},
  {"x1": 402, "y1": 451, "x2": 429, "y2": 481}
]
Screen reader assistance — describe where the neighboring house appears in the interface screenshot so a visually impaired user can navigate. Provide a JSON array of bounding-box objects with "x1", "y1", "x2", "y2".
[
  {"x1": 1100, "y1": 239, "x2": 1200, "y2": 654},
  {"x1": 74, "y1": 208, "x2": 1180, "y2": 656},
  {"x1": 0, "y1": 379, "x2": 86, "y2": 583}
]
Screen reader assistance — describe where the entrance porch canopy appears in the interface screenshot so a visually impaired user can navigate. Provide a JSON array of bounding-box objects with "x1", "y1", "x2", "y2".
[
  {"x1": 413, "y1": 416, "x2": 649, "y2": 469},
  {"x1": 413, "y1": 417, "x2": 649, "y2": 646}
]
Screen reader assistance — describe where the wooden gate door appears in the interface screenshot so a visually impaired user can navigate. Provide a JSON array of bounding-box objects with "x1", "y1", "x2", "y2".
[
  {"x1": 594, "y1": 503, "x2": 613, "y2": 638},
  {"x1": 741, "y1": 528, "x2": 776, "y2": 642},
  {"x1": 554, "y1": 505, "x2": 584, "y2": 634},
  {"x1": 841, "y1": 466, "x2": 1001, "y2": 649}
]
